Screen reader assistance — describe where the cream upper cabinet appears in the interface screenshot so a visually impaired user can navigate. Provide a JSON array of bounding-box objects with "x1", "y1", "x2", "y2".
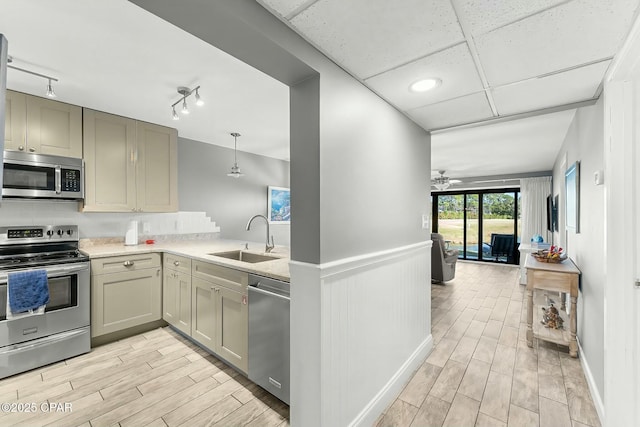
[
  {"x1": 4, "y1": 90, "x2": 26, "y2": 149},
  {"x1": 4, "y1": 90, "x2": 82, "y2": 158},
  {"x1": 83, "y1": 109, "x2": 137, "y2": 212},
  {"x1": 83, "y1": 109, "x2": 178, "y2": 212},
  {"x1": 136, "y1": 121, "x2": 178, "y2": 212}
]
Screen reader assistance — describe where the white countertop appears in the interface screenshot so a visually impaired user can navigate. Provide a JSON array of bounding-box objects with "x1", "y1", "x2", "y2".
[{"x1": 80, "y1": 238, "x2": 291, "y2": 282}]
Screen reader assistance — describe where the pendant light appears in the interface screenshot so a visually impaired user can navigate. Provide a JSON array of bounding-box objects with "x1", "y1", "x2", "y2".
[{"x1": 227, "y1": 132, "x2": 245, "y2": 178}]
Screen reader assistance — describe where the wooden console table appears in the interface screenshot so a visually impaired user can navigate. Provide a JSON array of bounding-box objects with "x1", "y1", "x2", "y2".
[{"x1": 525, "y1": 255, "x2": 581, "y2": 357}]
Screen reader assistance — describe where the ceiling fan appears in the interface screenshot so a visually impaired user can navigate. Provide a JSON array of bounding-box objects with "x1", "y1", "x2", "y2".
[{"x1": 431, "y1": 170, "x2": 460, "y2": 191}]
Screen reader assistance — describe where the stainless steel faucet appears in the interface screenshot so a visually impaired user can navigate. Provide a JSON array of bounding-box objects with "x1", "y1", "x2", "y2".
[{"x1": 246, "y1": 214, "x2": 275, "y2": 253}]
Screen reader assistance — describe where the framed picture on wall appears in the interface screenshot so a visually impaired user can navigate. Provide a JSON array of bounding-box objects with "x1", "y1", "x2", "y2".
[
  {"x1": 565, "y1": 161, "x2": 580, "y2": 233},
  {"x1": 267, "y1": 186, "x2": 290, "y2": 224}
]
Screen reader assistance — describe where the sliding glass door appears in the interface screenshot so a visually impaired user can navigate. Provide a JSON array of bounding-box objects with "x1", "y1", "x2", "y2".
[{"x1": 433, "y1": 188, "x2": 520, "y2": 264}]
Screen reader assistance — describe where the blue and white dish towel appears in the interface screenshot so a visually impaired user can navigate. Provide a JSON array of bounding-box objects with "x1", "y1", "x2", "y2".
[{"x1": 6, "y1": 269, "x2": 49, "y2": 320}]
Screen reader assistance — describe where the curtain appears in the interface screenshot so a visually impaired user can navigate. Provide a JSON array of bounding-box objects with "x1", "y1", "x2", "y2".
[{"x1": 521, "y1": 176, "x2": 552, "y2": 244}]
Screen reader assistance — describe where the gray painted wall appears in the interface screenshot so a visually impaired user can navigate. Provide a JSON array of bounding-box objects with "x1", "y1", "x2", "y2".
[
  {"x1": 132, "y1": 0, "x2": 432, "y2": 264},
  {"x1": 178, "y1": 137, "x2": 290, "y2": 247},
  {"x1": 552, "y1": 99, "x2": 605, "y2": 398}
]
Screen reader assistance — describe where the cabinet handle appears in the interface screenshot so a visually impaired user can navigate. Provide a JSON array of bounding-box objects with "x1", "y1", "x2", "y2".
[
  {"x1": 123, "y1": 260, "x2": 134, "y2": 267},
  {"x1": 210, "y1": 287, "x2": 220, "y2": 293},
  {"x1": 174, "y1": 261, "x2": 180, "y2": 266},
  {"x1": 29, "y1": 147, "x2": 35, "y2": 152},
  {"x1": 18, "y1": 145, "x2": 24, "y2": 151}
]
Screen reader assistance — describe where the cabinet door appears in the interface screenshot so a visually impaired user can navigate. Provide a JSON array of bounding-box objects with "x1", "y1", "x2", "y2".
[
  {"x1": 163, "y1": 268, "x2": 179, "y2": 326},
  {"x1": 164, "y1": 269, "x2": 192, "y2": 336},
  {"x1": 191, "y1": 277, "x2": 217, "y2": 352},
  {"x1": 25, "y1": 95, "x2": 82, "y2": 158},
  {"x1": 91, "y1": 267, "x2": 162, "y2": 337},
  {"x1": 217, "y1": 287, "x2": 248, "y2": 373},
  {"x1": 83, "y1": 109, "x2": 137, "y2": 212},
  {"x1": 136, "y1": 121, "x2": 178, "y2": 212},
  {"x1": 4, "y1": 90, "x2": 26, "y2": 151}
]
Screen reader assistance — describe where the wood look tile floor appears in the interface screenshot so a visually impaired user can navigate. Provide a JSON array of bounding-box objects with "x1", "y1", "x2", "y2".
[
  {"x1": 0, "y1": 327, "x2": 289, "y2": 427},
  {"x1": 377, "y1": 261, "x2": 602, "y2": 427},
  {"x1": 0, "y1": 261, "x2": 601, "y2": 427}
]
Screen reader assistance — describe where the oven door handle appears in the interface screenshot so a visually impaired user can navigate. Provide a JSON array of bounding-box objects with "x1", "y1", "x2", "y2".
[{"x1": 0, "y1": 263, "x2": 89, "y2": 284}]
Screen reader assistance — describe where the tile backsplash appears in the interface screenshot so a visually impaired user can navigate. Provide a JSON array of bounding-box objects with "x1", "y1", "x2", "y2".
[{"x1": 0, "y1": 200, "x2": 220, "y2": 238}]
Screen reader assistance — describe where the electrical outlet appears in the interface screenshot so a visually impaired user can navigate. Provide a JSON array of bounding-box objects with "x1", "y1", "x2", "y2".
[{"x1": 142, "y1": 222, "x2": 151, "y2": 234}]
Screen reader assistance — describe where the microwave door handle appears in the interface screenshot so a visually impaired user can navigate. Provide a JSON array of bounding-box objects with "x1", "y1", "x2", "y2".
[{"x1": 55, "y1": 165, "x2": 62, "y2": 194}]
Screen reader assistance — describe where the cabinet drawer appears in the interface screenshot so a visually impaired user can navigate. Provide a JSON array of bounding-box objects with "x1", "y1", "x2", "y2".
[
  {"x1": 192, "y1": 260, "x2": 248, "y2": 292},
  {"x1": 164, "y1": 253, "x2": 192, "y2": 275},
  {"x1": 91, "y1": 253, "x2": 161, "y2": 275}
]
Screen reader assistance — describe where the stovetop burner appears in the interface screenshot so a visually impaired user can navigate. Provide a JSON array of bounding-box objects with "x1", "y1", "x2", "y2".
[{"x1": 0, "y1": 225, "x2": 88, "y2": 271}]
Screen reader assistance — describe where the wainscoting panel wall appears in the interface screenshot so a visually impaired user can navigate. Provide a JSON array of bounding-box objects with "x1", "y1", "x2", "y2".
[{"x1": 290, "y1": 241, "x2": 433, "y2": 427}]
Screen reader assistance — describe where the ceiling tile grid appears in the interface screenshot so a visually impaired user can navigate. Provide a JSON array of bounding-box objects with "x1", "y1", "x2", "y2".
[
  {"x1": 407, "y1": 91, "x2": 493, "y2": 130},
  {"x1": 474, "y1": 0, "x2": 640, "y2": 87},
  {"x1": 259, "y1": 0, "x2": 316, "y2": 18},
  {"x1": 364, "y1": 43, "x2": 484, "y2": 111},
  {"x1": 288, "y1": 0, "x2": 465, "y2": 78},
  {"x1": 451, "y1": 0, "x2": 570, "y2": 36},
  {"x1": 492, "y1": 60, "x2": 611, "y2": 115}
]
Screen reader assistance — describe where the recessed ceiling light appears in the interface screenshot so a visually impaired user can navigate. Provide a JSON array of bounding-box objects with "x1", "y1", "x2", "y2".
[{"x1": 410, "y1": 78, "x2": 442, "y2": 93}]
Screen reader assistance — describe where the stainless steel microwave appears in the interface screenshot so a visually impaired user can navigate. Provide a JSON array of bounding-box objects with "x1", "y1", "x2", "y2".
[{"x1": 2, "y1": 151, "x2": 84, "y2": 200}]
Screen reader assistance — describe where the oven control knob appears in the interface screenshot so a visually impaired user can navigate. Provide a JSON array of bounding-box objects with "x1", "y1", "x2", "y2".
[
  {"x1": 67, "y1": 229, "x2": 73, "y2": 236},
  {"x1": 57, "y1": 229, "x2": 64, "y2": 236},
  {"x1": 46, "y1": 230, "x2": 54, "y2": 237}
]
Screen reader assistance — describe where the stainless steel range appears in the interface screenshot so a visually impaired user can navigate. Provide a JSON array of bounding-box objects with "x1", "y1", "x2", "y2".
[{"x1": 0, "y1": 225, "x2": 90, "y2": 379}]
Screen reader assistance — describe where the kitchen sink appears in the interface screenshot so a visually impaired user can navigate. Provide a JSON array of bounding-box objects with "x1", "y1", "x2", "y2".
[{"x1": 208, "y1": 250, "x2": 279, "y2": 263}]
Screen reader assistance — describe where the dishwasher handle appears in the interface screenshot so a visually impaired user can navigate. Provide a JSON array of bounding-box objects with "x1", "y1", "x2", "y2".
[{"x1": 248, "y1": 284, "x2": 290, "y2": 300}]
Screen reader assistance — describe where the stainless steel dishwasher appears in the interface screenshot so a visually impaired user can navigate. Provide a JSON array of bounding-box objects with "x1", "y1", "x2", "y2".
[{"x1": 248, "y1": 274, "x2": 290, "y2": 404}]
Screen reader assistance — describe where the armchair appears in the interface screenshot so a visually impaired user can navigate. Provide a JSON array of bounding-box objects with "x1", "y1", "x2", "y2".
[{"x1": 431, "y1": 233, "x2": 459, "y2": 283}]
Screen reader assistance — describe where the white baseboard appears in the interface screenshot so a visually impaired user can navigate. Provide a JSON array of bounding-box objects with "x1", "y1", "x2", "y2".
[
  {"x1": 350, "y1": 335, "x2": 433, "y2": 427},
  {"x1": 577, "y1": 339, "x2": 605, "y2": 424}
]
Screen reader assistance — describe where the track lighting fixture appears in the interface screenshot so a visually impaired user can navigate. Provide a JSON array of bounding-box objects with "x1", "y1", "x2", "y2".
[
  {"x1": 195, "y1": 88, "x2": 204, "y2": 106},
  {"x1": 227, "y1": 132, "x2": 245, "y2": 178},
  {"x1": 7, "y1": 56, "x2": 58, "y2": 98},
  {"x1": 46, "y1": 79, "x2": 56, "y2": 98},
  {"x1": 171, "y1": 85, "x2": 202, "y2": 120}
]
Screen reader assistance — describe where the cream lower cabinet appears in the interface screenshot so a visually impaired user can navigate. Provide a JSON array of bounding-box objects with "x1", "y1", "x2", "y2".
[
  {"x1": 4, "y1": 90, "x2": 82, "y2": 158},
  {"x1": 83, "y1": 109, "x2": 178, "y2": 212},
  {"x1": 163, "y1": 254, "x2": 192, "y2": 336},
  {"x1": 191, "y1": 261, "x2": 249, "y2": 373},
  {"x1": 91, "y1": 253, "x2": 162, "y2": 338}
]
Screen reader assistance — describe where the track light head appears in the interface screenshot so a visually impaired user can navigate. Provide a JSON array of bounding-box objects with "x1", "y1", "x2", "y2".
[
  {"x1": 172, "y1": 107, "x2": 180, "y2": 121},
  {"x1": 181, "y1": 98, "x2": 189, "y2": 115},
  {"x1": 46, "y1": 79, "x2": 56, "y2": 98},
  {"x1": 195, "y1": 88, "x2": 204, "y2": 106}
]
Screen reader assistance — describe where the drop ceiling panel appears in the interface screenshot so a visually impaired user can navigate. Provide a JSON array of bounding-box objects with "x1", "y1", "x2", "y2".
[
  {"x1": 452, "y1": 0, "x2": 568, "y2": 36},
  {"x1": 365, "y1": 43, "x2": 484, "y2": 111},
  {"x1": 475, "y1": 0, "x2": 639, "y2": 86},
  {"x1": 259, "y1": 0, "x2": 315, "y2": 18},
  {"x1": 289, "y1": 0, "x2": 465, "y2": 78},
  {"x1": 432, "y1": 109, "x2": 577, "y2": 178},
  {"x1": 493, "y1": 60, "x2": 610, "y2": 116},
  {"x1": 407, "y1": 92, "x2": 493, "y2": 130}
]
